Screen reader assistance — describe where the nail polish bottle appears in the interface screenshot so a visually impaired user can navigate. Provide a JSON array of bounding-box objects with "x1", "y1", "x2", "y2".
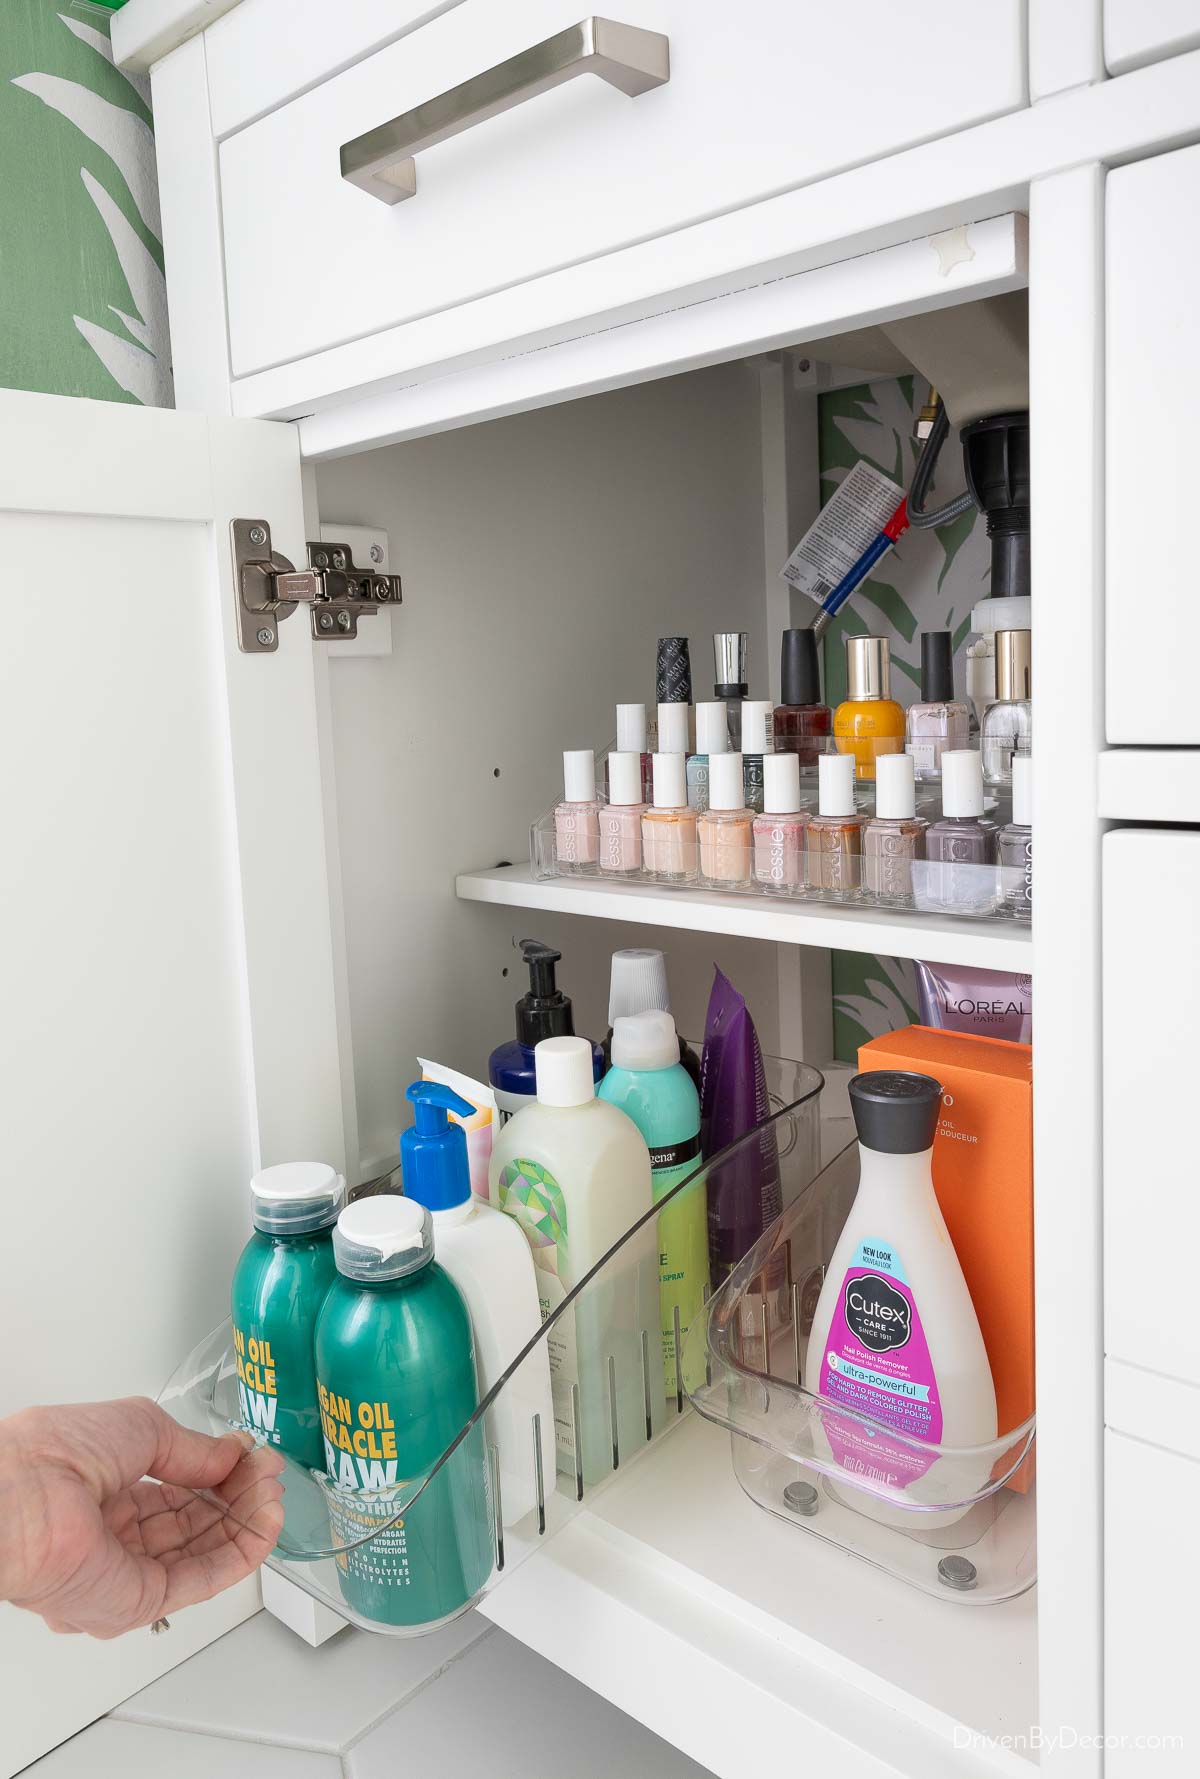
[
  {"x1": 905, "y1": 631, "x2": 970, "y2": 782},
  {"x1": 804, "y1": 752, "x2": 863, "y2": 898},
  {"x1": 657, "y1": 700, "x2": 691, "y2": 761},
  {"x1": 697, "y1": 752, "x2": 753, "y2": 889},
  {"x1": 598, "y1": 751, "x2": 647, "y2": 877},
  {"x1": 656, "y1": 636, "x2": 693, "y2": 708},
  {"x1": 740, "y1": 700, "x2": 774, "y2": 814},
  {"x1": 833, "y1": 635, "x2": 905, "y2": 782},
  {"x1": 687, "y1": 701, "x2": 728, "y2": 814},
  {"x1": 862, "y1": 753, "x2": 929, "y2": 907},
  {"x1": 753, "y1": 752, "x2": 808, "y2": 893},
  {"x1": 982, "y1": 630, "x2": 1032, "y2": 786},
  {"x1": 642, "y1": 753, "x2": 698, "y2": 884},
  {"x1": 607, "y1": 703, "x2": 653, "y2": 802},
  {"x1": 998, "y1": 751, "x2": 1033, "y2": 921},
  {"x1": 915, "y1": 749, "x2": 1000, "y2": 915},
  {"x1": 773, "y1": 628, "x2": 832, "y2": 768},
  {"x1": 713, "y1": 632, "x2": 748, "y2": 749},
  {"x1": 554, "y1": 748, "x2": 600, "y2": 874}
]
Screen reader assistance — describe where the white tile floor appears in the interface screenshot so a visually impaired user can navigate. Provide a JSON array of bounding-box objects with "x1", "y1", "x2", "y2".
[{"x1": 24, "y1": 1609, "x2": 717, "y2": 1778}]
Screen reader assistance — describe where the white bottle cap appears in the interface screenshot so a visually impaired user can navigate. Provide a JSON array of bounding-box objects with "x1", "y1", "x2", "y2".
[
  {"x1": 763, "y1": 751, "x2": 801, "y2": 815},
  {"x1": 334, "y1": 1195, "x2": 433, "y2": 1281},
  {"x1": 694, "y1": 701, "x2": 728, "y2": 755},
  {"x1": 941, "y1": 748, "x2": 985, "y2": 817},
  {"x1": 250, "y1": 1161, "x2": 345, "y2": 1235},
  {"x1": 607, "y1": 751, "x2": 643, "y2": 807},
  {"x1": 616, "y1": 703, "x2": 647, "y2": 752},
  {"x1": 608, "y1": 948, "x2": 670, "y2": 1023},
  {"x1": 875, "y1": 751, "x2": 916, "y2": 820},
  {"x1": 818, "y1": 751, "x2": 856, "y2": 818},
  {"x1": 707, "y1": 751, "x2": 745, "y2": 812},
  {"x1": 741, "y1": 700, "x2": 773, "y2": 754},
  {"x1": 563, "y1": 748, "x2": 595, "y2": 802},
  {"x1": 652, "y1": 752, "x2": 687, "y2": 809},
  {"x1": 1011, "y1": 750, "x2": 1032, "y2": 826},
  {"x1": 534, "y1": 1035, "x2": 596, "y2": 1108},
  {"x1": 657, "y1": 702, "x2": 690, "y2": 754},
  {"x1": 610, "y1": 1008, "x2": 679, "y2": 1072}
]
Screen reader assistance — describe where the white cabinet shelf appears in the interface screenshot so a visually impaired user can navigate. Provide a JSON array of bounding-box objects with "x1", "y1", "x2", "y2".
[{"x1": 456, "y1": 864, "x2": 1033, "y2": 969}]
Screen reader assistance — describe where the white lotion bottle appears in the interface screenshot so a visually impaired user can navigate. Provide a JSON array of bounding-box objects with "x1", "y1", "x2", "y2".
[
  {"x1": 489, "y1": 1036, "x2": 660, "y2": 1486},
  {"x1": 805, "y1": 1070, "x2": 997, "y2": 1528},
  {"x1": 402, "y1": 1082, "x2": 555, "y2": 1523}
]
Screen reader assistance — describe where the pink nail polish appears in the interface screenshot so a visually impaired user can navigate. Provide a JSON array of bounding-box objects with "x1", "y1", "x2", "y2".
[{"x1": 599, "y1": 752, "x2": 646, "y2": 876}]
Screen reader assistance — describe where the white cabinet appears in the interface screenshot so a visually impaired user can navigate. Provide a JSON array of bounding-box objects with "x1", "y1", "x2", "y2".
[{"x1": 1106, "y1": 0, "x2": 1200, "y2": 75}]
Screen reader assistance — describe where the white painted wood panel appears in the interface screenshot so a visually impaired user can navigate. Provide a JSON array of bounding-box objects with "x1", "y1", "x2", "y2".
[
  {"x1": 1029, "y1": 0, "x2": 1105, "y2": 99},
  {"x1": 1105, "y1": 0, "x2": 1200, "y2": 74}
]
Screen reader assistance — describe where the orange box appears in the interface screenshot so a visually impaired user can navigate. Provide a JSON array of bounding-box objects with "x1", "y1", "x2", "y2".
[{"x1": 858, "y1": 1026, "x2": 1034, "y2": 1480}]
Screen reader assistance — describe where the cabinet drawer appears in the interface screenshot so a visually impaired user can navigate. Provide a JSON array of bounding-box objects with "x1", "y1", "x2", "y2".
[
  {"x1": 1106, "y1": 0, "x2": 1200, "y2": 75},
  {"x1": 219, "y1": 0, "x2": 1026, "y2": 379},
  {"x1": 1103, "y1": 830, "x2": 1200, "y2": 1389}
]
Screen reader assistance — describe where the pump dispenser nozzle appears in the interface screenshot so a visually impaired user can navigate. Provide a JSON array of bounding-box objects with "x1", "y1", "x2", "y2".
[
  {"x1": 515, "y1": 938, "x2": 576, "y2": 1046},
  {"x1": 402, "y1": 1080, "x2": 475, "y2": 1211}
]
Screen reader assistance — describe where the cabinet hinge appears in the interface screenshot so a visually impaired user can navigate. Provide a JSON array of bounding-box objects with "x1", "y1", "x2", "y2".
[{"x1": 232, "y1": 519, "x2": 402, "y2": 653}]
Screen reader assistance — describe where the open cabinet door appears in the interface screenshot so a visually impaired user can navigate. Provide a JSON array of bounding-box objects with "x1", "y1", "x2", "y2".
[{"x1": 0, "y1": 392, "x2": 345, "y2": 1776}]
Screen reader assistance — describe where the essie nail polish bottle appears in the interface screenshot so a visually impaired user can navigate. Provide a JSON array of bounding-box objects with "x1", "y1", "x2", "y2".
[
  {"x1": 740, "y1": 700, "x2": 774, "y2": 814},
  {"x1": 804, "y1": 752, "x2": 863, "y2": 899},
  {"x1": 713, "y1": 632, "x2": 748, "y2": 749},
  {"x1": 915, "y1": 750, "x2": 1000, "y2": 915},
  {"x1": 753, "y1": 753, "x2": 808, "y2": 893},
  {"x1": 642, "y1": 753, "x2": 698, "y2": 884},
  {"x1": 554, "y1": 749, "x2": 601, "y2": 874},
  {"x1": 606, "y1": 703, "x2": 653, "y2": 802},
  {"x1": 998, "y1": 751, "x2": 1033, "y2": 921},
  {"x1": 698, "y1": 752, "x2": 754, "y2": 889},
  {"x1": 687, "y1": 701, "x2": 728, "y2": 813},
  {"x1": 862, "y1": 753, "x2": 929, "y2": 907},
  {"x1": 905, "y1": 630, "x2": 970, "y2": 782},
  {"x1": 598, "y1": 751, "x2": 647, "y2": 877},
  {"x1": 773, "y1": 628, "x2": 832, "y2": 769},
  {"x1": 833, "y1": 635, "x2": 905, "y2": 782},
  {"x1": 657, "y1": 700, "x2": 691, "y2": 761},
  {"x1": 981, "y1": 629, "x2": 1032, "y2": 786}
]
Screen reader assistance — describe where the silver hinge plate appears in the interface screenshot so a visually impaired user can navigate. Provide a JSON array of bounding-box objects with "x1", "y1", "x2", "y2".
[{"x1": 231, "y1": 518, "x2": 402, "y2": 653}]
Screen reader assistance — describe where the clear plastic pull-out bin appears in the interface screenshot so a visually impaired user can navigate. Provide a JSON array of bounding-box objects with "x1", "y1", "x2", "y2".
[{"x1": 684, "y1": 1140, "x2": 1036, "y2": 1604}]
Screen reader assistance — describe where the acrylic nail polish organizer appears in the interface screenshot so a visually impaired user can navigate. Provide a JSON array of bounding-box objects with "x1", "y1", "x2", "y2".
[{"x1": 683, "y1": 1139, "x2": 1037, "y2": 1604}]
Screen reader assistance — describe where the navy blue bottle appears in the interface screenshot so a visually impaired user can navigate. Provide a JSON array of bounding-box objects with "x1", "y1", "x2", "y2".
[{"x1": 488, "y1": 940, "x2": 603, "y2": 1126}]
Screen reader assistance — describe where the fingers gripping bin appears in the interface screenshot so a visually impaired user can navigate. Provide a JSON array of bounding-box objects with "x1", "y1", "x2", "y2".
[{"x1": 684, "y1": 1139, "x2": 1037, "y2": 1604}]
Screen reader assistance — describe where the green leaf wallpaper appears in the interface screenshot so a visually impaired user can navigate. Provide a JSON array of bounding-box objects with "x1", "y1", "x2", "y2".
[
  {"x1": 816, "y1": 376, "x2": 990, "y2": 1057},
  {"x1": 1, "y1": 1, "x2": 171, "y2": 406}
]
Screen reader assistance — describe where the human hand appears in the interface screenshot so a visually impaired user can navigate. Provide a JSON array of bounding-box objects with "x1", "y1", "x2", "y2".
[{"x1": 0, "y1": 1397, "x2": 285, "y2": 1638}]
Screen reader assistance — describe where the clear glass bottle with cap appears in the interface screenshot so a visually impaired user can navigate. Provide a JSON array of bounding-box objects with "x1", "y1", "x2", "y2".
[
  {"x1": 603, "y1": 947, "x2": 702, "y2": 1090},
  {"x1": 598, "y1": 750, "x2": 646, "y2": 877},
  {"x1": 605, "y1": 703, "x2": 652, "y2": 802},
  {"x1": 554, "y1": 748, "x2": 600, "y2": 874},
  {"x1": 686, "y1": 700, "x2": 728, "y2": 813},
  {"x1": 998, "y1": 751, "x2": 1033, "y2": 921},
  {"x1": 753, "y1": 752, "x2": 809, "y2": 893},
  {"x1": 915, "y1": 749, "x2": 1000, "y2": 916},
  {"x1": 862, "y1": 754, "x2": 929, "y2": 906},
  {"x1": 740, "y1": 699, "x2": 774, "y2": 813},
  {"x1": 713, "y1": 631, "x2": 748, "y2": 749},
  {"x1": 905, "y1": 630, "x2": 970, "y2": 782},
  {"x1": 230, "y1": 1162, "x2": 344, "y2": 1469},
  {"x1": 981, "y1": 629, "x2": 1032, "y2": 786},
  {"x1": 314, "y1": 1196, "x2": 493, "y2": 1628},
  {"x1": 641, "y1": 753, "x2": 698, "y2": 883},
  {"x1": 804, "y1": 752, "x2": 863, "y2": 897},
  {"x1": 834, "y1": 635, "x2": 906, "y2": 781},
  {"x1": 773, "y1": 627, "x2": 832, "y2": 768},
  {"x1": 697, "y1": 752, "x2": 753, "y2": 888}
]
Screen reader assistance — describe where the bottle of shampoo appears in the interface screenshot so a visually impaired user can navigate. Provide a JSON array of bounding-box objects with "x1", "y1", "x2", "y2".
[
  {"x1": 489, "y1": 1036, "x2": 660, "y2": 1484},
  {"x1": 401, "y1": 1080, "x2": 555, "y2": 1517},
  {"x1": 805, "y1": 1071, "x2": 997, "y2": 1527},
  {"x1": 488, "y1": 939, "x2": 603, "y2": 1126},
  {"x1": 230, "y1": 1162, "x2": 344, "y2": 1468},
  {"x1": 314, "y1": 1197, "x2": 493, "y2": 1629},
  {"x1": 598, "y1": 1011, "x2": 709, "y2": 1399}
]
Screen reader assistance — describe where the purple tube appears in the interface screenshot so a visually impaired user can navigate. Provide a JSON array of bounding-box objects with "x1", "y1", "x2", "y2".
[
  {"x1": 699, "y1": 968, "x2": 783, "y2": 1282},
  {"x1": 914, "y1": 960, "x2": 1032, "y2": 1044}
]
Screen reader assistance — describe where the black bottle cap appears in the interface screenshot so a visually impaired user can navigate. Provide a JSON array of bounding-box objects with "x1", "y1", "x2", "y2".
[
  {"x1": 920, "y1": 631, "x2": 955, "y2": 704},
  {"x1": 515, "y1": 939, "x2": 576, "y2": 1045},
  {"x1": 780, "y1": 628, "x2": 821, "y2": 706},
  {"x1": 848, "y1": 1071, "x2": 943, "y2": 1155},
  {"x1": 656, "y1": 637, "x2": 692, "y2": 704}
]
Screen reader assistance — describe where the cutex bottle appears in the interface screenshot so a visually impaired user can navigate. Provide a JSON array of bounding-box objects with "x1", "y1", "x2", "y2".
[
  {"x1": 314, "y1": 1197, "x2": 493, "y2": 1629},
  {"x1": 230, "y1": 1162, "x2": 344, "y2": 1468}
]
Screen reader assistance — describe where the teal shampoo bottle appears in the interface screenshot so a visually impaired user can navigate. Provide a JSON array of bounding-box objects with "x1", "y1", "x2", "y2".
[
  {"x1": 230, "y1": 1162, "x2": 344, "y2": 1469},
  {"x1": 314, "y1": 1196, "x2": 493, "y2": 1630},
  {"x1": 598, "y1": 1011, "x2": 709, "y2": 1397}
]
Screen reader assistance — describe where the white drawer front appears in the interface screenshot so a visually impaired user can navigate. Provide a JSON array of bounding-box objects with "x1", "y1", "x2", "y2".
[
  {"x1": 219, "y1": 0, "x2": 1026, "y2": 378},
  {"x1": 1105, "y1": 1432, "x2": 1199, "y2": 1776},
  {"x1": 1103, "y1": 829, "x2": 1200, "y2": 1389},
  {"x1": 1106, "y1": 0, "x2": 1200, "y2": 75}
]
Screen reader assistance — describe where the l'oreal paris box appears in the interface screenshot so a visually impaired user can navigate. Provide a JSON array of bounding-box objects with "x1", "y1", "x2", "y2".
[{"x1": 858, "y1": 1025, "x2": 1034, "y2": 1487}]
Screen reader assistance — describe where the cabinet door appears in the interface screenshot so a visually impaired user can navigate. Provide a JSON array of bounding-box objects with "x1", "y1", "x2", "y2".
[
  {"x1": 0, "y1": 392, "x2": 343, "y2": 1777},
  {"x1": 1106, "y1": 0, "x2": 1200, "y2": 74}
]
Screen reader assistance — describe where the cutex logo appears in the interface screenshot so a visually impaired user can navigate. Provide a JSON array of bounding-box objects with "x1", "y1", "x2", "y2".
[{"x1": 844, "y1": 1273, "x2": 911, "y2": 1353}]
